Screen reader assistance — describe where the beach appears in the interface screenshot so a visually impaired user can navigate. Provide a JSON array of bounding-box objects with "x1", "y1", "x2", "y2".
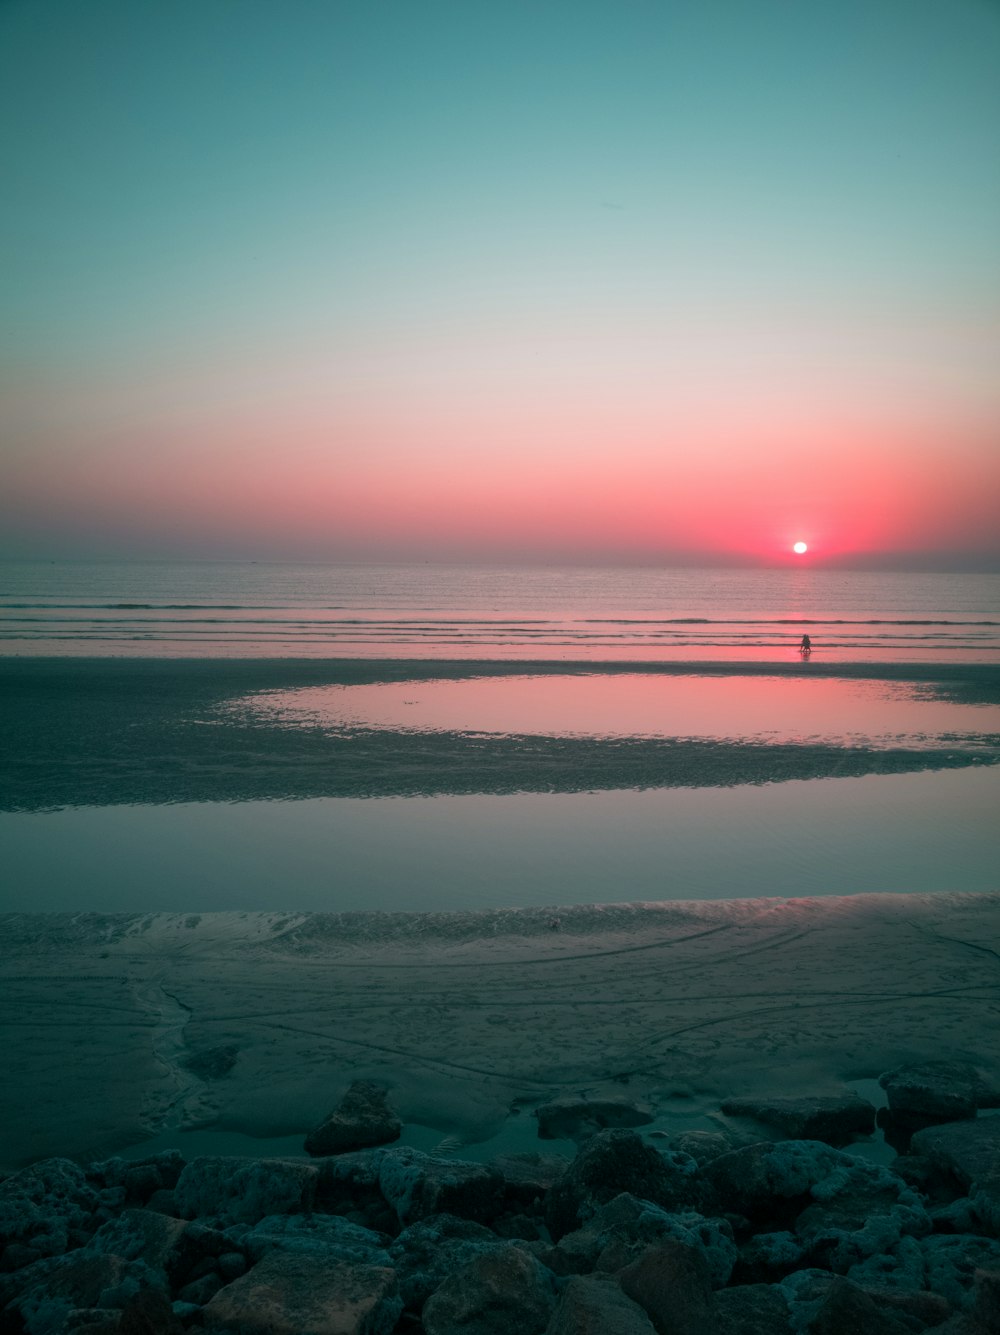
[{"x1": 3, "y1": 892, "x2": 1000, "y2": 1173}]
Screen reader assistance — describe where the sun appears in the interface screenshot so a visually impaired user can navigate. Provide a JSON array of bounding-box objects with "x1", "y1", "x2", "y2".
[{"x1": 793, "y1": 541, "x2": 808, "y2": 555}]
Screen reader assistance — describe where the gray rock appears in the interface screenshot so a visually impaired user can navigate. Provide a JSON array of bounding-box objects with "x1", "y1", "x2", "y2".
[
  {"x1": 715, "y1": 1284, "x2": 793, "y2": 1335},
  {"x1": 0, "y1": 1158, "x2": 103, "y2": 1260},
  {"x1": 240, "y1": 1213, "x2": 389, "y2": 1265},
  {"x1": 377, "y1": 1147, "x2": 504, "y2": 1226},
  {"x1": 720, "y1": 1094, "x2": 875, "y2": 1147},
  {"x1": 555, "y1": 1193, "x2": 736, "y2": 1289},
  {"x1": 704, "y1": 1141, "x2": 851, "y2": 1224},
  {"x1": 803, "y1": 1277, "x2": 912, "y2": 1335},
  {"x1": 177, "y1": 1270, "x2": 224, "y2": 1305},
  {"x1": 85, "y1": 1209, "x2": 190, "y2": 1286},
  {"x1": 305, "y1": 1081, "x2": 402, "y2": 1157},
  {"x1": 492, "y1": 1153, "x2": 571, "y2": 1204},
  {"x1": 921, "y1": 1233, "x2": 1000, "y2": 1308},
  {"x1": 670, "y1": 1130, "x2": 751, "y2": 1167},
  {"x1": 791, "y1": 1158, "x2": 930, "y2": 1271},
  {"x1": 617, "y1": 1239, "x2": 718, "y2": 1335},
  {"x1": 879, "y1": 1063, "x2": 995, "y2": 1122},
  {"x1": 535, "y1": 1097, "x2": 654, "y2": 1142},
  {"x1": 91, "y1": 1152, "x2": 185, "y2": 1199},
  {"x1": 202, "y1": 1252, "x2": 401, "y2": 1335},
  {"x1": 422, "y1": 1246, "x2": 557, "y2": 1335},
  {"x1": 911, "y1": 1117, "x2": 1000, "y2": 1190},
  {"x1": 173, "y1": 1156, "x2": 318, "y2": 1226},
  {"x1": 387, "y1": 1214, "x2": 507, "y2": 1310},
  {"x1": 545, "y1": 1130, "x2": 699, "y2": 1240},
  {"x1": 1, "y1": 1251, "x2": 167, "y2": 1335},
  {"x1": 545, "y1": 1274, "x2": 657, "y2": 1335}
]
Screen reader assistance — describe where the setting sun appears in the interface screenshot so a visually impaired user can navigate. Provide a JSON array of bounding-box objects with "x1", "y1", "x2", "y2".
[{"x1": 793, "y1": 541, "x2": 808, "y2": 555}]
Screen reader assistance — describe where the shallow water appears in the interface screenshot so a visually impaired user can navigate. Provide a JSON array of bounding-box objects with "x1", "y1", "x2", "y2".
[
  {"x1": 3, "y1": 766, "x2": 997, "y2": 913},
  {"x1": 240, "y1": 672, "x2": 1000, "y2": 751}
]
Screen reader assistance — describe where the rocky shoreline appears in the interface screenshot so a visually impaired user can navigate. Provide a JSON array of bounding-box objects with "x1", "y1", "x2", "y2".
[{"x1": 4, "y1": 1065, "x2": 1000, "y2": 1334}]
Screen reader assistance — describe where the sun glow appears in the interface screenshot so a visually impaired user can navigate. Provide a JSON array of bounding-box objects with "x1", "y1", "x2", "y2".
[{"x1": 793, "y1": 541, "x2": 808, "y2": 554}]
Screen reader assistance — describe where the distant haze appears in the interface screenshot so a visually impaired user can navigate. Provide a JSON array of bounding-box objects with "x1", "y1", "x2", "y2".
[{"x1": 1, "y1": 0, "x2": 998, "y2": 570}]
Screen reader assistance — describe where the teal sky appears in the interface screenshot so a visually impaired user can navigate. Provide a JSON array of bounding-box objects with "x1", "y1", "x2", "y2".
[{"x1": 2, "y1": 0, "x2": 998, "y2": 565}]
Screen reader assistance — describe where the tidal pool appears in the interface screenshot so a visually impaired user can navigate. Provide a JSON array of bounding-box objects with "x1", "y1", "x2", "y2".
[{"x1": 2, "y1": 765, "x2": 997, "y2": 913}]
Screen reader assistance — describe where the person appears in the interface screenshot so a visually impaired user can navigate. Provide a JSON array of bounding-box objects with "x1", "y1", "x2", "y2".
[{"x1": 799, "y1": 634, "x2": 812, "y2": 655}]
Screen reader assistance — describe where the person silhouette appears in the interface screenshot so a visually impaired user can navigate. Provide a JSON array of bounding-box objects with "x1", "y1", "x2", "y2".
[{"x1": 799, "y1": 634, "x2": 812, "y2": 655}]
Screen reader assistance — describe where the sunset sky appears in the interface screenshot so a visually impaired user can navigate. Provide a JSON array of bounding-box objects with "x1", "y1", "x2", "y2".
[{"x1": 1, "y1": 0, "x2": 998, "y2": 568}]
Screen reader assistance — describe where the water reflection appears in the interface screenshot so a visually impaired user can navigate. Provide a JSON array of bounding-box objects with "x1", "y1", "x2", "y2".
[{"x1": 239, "y1": 673, "x2": 1000, "y2": 751}]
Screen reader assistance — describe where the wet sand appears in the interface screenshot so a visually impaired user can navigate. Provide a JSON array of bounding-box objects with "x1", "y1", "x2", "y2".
[
  {"x1": 3, "y1": 893, "x2": 999, "y2": 1171},
  {"x1": 2, "y1": 657, "x2": 998, "y2": 811}
]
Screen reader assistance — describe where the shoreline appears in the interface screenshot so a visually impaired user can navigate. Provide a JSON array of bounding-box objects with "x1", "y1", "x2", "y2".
[
  {"x1": 3, "y1": 657, "x2": 999, "y2": 812},
  {"x1": 3, "y1": 892, "x2": 999, "y2": 1171}
]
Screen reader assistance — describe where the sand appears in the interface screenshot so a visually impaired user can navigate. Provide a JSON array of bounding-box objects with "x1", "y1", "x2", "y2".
[{"x1": 3, "y1": 892, "x2": 1000, "y2": 1171}]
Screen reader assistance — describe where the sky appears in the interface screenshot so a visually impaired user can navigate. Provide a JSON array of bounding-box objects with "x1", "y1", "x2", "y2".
[{"x1": 1, "y1": 0, "x2": 999, "y2": 569}]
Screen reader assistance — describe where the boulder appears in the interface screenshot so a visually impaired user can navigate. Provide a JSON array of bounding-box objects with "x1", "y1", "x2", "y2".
[
  {"x1": 791, "y1": 1158, "x2": 930, "y2": 1271},
  {"x1": 920, "y1": 1233, "x2": 1000, "y2": 1308},
  {"x1": 0, "y1": 1158, "x2": 104, "y2": 1261},
  {"x1": 670, "y1": 1130, "x2": 750, "y2": 1167},
  {"x1": 617, "y1": 1239, "x2": 718, "y2": 1335},
  {"x1": 202, "y1": 1252, "x2": 401, "y2": 1335},
  {"x1": 554, "y1": 1193, "x2": 736, "y2": 1288},
  {"x1": 803, "y1": 1277, "x2": 913, "y2": 1335},
  {"x1": 714, "y1": 1284, "x2": 793, "y2": 1335},
  {"x1": 305, "y1": 1081, "x2": 402, "y2": 1157},
  {"x1": 387, "y1": 1214, "x2": 507, "y2": 1310},
  {"x1": 492, "y1": 1153, "x2": 571, "y2": 1205},
  {"x1": 239, "y1": 1213, "x2": 389, "y2": 1265},
  {"x1": 173, "y1": 1156, "x2": 318, "y2": 1226},
  {"x1": 703, "y1": 1141, "x2": 850, "y2": 1225},
  {"x1": 1, "y1": 1251, "x2": 167, "y2": 1334},
  {"x1": 91, "y1": 1153, "x2": 186, "y2": 1204},
  {"x1": 720, "y1": 1095, "x2": 875, "y2": 1147},
  {"x1": 422, "y1": 1246, "x2": 557, "y2": 1335},
  {"x1": 879, "y1": 1063, "x2": 994, "y2": 1122},
  {"x1": 545, "y1": 1274, "x2": 657, "y2": 1335},
  {"x1": 85, "y1": 1209, "x2": 190, "y2": 1284},
  {"x1": 377, "y1": 1147, "x2": 504, "y2": 1226},
  {"x1": 535, "y1": 1097, "x2": 654, "y2": 1142},
  {"x1": 911, "y1": 1118, "x2": 1000, "y2": 1191},
  {"x1": 545, "y1": 1130, "x2": 699, "y2": 1240}
]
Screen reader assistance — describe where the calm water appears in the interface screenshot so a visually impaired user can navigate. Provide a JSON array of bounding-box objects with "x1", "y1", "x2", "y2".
[
  {"x1": 2, "y1": 560, "x2": 999, "y2": 660},
  {"x1": 2, "y1": 560, "x2": 997, "y2": 913}
]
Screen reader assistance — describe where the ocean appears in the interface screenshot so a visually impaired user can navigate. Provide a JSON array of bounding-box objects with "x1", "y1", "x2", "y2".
[
  {"x1": 2, "y1": 560, "x2": 1000, "y2": 660},
  {"x1": 1, "y1": 559, "x2": 998, "y2": 914}
]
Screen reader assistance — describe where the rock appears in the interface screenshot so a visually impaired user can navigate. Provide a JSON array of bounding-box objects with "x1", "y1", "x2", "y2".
[
  {"x1": 176, "y1": 1270, "x2": 224, "y2": 1305},
  {"x1": 535, "y1": 1097, "x2": 654, "y2": 1142},
  {"x1": 202, "y1": 1252, "x2": 401, "y2": 1335},
  {"x1": 720, "y1": 1095, "x2": 875, "y2": 1147},
  {"x1": 735, "y1": 1232, "x2": 807, "y2": 1283},
  {"x1": 617, "y1": 1239, "x2": 718, "y2": 1335},
  {"x1": 240, "y1": 1213, "x2": 389, "y2": 1265},
  {"x1": 173, "y1": 1156, "x2": 318, "y2": 1226},
  {"x1": 545, "y1": 1274, "x2": 657, "y2": 1335},
  {"x1": 791, "y1": 1158, "x2": 930, "y2": 1271},
  {"x1": 714, "y1": 1284, "x2": 793, "y2": 1335},
  {"x1": 555, "y1": 1193, "x2": 736, "y2": 1288},
  {"x1": 879, "y1": 1063, "x2": 991, "y2": 1122},
  {"x1": 670, "y1": 1131, "x2": 750, "y2": 1167},
  {"x1": 85, "y1": 1209, "x2": 190, "y2": 1282},
  {"x1": 803, "y1": 1277, "x2": 913, "y2": 1334},
  {"x1": 305, "y1": 1081, "x2": 402, "y2": 1157},
  {"x1": 492, "y1": 1153, "x2": 571, "y2": 1204},
  {"x1": 921, "y1": 1233, "x2": 1000, "y2": 1308},
  {"x1": 422, "y1": 1245, "x2": 557, "y2": 1335},
  {"x1": 377, "y1": 1147, "x2": 504, "y2": 1226},
  {"x1": 0, "y1": 1158, "x2": 103, "y2": 1260},
  {"x1": 387, "y1": 1214, "x2": 507, "y2": 1310},
  {"x1": 1, "y1": 1252, "x2": 166, "y2": 1334},
  {"x1": 911, "y1": 1118, "x2": 1000, "y2": 1190},
  {"x1": 703, "y1": 1141, "x2": 852, "y2": 1225},
  {"x1": 91, "y1": 1153, "x2": 185, "y2": 1201},
  {"x1": 218, "y1": 1251, "x2": 247, "y2": 1281},
  {"x1": 545, "y1": 1130, "x2": 699, "y2": 1240}
]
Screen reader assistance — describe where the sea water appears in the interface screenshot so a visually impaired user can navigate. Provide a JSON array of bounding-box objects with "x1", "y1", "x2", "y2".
[
  {"x1": 2, "y1": 560, "x2": 999, "y2": 660},
  {"x1": 1, "y1": 560, "x2": 998, "y2": 913}
]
